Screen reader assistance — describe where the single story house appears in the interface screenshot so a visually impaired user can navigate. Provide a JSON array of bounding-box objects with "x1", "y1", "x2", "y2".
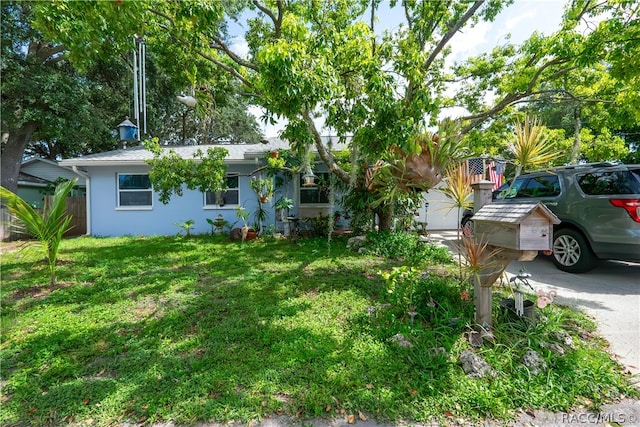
[
  {"x1": 59, "y1": 138, "x2": 354, "y2": 237},
  {"x1": 59, "y1": 137, "x2": 469, "y2": 237}
]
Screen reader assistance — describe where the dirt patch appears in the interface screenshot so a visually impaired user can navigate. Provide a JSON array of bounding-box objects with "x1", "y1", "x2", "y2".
[
  {"x1": 0, "y1": 240, "x2": 31, "y2": 253},
  {"x1": 9, "y1": 281, "x2": 75, "y2": 302}
]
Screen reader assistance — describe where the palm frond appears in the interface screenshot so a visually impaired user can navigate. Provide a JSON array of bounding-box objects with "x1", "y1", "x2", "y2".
[
  {"x1": 508, "y1": 115, "x2": 560, "y2": 173},
  {"x1": 0, "y1": 179, "x2": 77, "y2": 285},
  {"x1": 440, "y1": 163, "x2": 474, "y2": 211}
]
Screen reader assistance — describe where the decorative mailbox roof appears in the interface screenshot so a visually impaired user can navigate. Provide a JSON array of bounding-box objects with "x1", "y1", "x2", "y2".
[{"x1": 473, "y1": 203, "x2": 560, "y2": 225}]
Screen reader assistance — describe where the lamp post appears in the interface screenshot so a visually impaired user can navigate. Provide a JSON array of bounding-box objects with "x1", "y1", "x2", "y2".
[{"x1": 176, "y1": 94, "x2": 197, "y2": 144}]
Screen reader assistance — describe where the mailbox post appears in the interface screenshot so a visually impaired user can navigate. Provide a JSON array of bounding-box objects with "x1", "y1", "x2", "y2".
[{"x1": 468, "y1": 182, "x2": 560, "y2": 328}]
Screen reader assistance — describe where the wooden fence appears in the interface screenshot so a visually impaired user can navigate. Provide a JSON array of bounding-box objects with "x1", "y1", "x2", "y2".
[{"x1": 1, "y1": 197, "x2": 86, "y2": 241}]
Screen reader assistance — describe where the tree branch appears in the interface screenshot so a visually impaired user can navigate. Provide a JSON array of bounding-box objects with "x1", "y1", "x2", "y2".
[
  {"x1": 195, "y1": 50, "x2": 258, "y2": 93},
  {"x1": 210, "y1": 36, "x2": 258, "y2": 71},
  {"x1": 406, "y1": 1, "x2": 484, "y2": 103},
  {"x1": 302, "y1": 111, "x2": 352, "y2": 185},
  {"x1": 403, "y1": 0, "x2": 413, "y2": 30},
  {"x1": 37, "y1": 44, "x2": 67, "y2": 63},
  {"x1": 154, "y1": 20, "x2": 258, "y2": 93},
  {"x1": 252, "y1": 0, "x2": 284, "y2": 38},
  {"x1": 459, "y1": 59, "x2": 571, "y2": 132},
  {"x1": 422, "y1": 0, "x2": 485, "y2": 72}
]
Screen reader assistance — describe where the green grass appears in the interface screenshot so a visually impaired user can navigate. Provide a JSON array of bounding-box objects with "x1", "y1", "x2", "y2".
[{"x1": 1, "y1": 235, "x2": 636, "y2": 426}]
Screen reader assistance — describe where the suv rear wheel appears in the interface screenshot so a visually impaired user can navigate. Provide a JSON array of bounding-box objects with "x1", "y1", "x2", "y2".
[{"x1": 552, "y1": 228, "x2": 597, "y2": 273}]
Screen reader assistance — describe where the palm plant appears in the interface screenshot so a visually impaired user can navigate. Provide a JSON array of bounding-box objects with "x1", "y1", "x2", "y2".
[
  {"x1": 453, "y1": 235, "x2": 505, "y2": 284},
  {"x1": 439, "y1": 162, "x2": 474, "y2": 281},
  {"x1": 0, "y1": 178, "x2": 77, "y2": 285},
  {"x1": 509, "y1": 115, "x2": 560, "y2": 178}
]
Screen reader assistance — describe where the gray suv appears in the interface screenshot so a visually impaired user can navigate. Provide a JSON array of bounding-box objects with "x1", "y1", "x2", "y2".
[{"x1": 493, "y1": 162, "x2": 640, "y2": 273}]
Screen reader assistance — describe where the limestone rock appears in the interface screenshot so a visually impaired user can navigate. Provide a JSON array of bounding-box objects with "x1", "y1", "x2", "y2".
[
  {"x1": 552, "y1": 330, "x2": 576, "y2": 350},
  {"x1": 459, "y1": 350, "x2": 495, "y2": 378},
  {"x1": 347, "y1": 235, "x2": 367, "y2": 250},
  {"x1": 522, "y1": 350, "x2": 547, "y2": 375},
  {"x1": 390, "y1": 333, "x2": 413, "y2": 348},
  {"x1": 548, "y1": 342, "x2": 566, "y2": 356}
]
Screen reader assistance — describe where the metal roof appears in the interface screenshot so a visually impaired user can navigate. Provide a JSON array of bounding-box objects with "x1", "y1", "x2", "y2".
[
  {"x1": 17, "y1": 171, "x2": 51, "y2": 187},
  {"x1": 59, "y1": 137, "x2": 349, "y2": 167}
]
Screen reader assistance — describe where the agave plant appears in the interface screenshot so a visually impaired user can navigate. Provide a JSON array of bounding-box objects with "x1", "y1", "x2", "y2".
[{"x1": 0, "y1": 179, "x2": 77, "y2": 285}]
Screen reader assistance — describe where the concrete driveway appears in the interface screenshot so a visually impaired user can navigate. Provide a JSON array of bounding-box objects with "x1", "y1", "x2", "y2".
[
  {"x1": 505, "y1": 255, "x2": 640, "y2": 376},
  {"x1": 429, "y1": 230, "x2": 640, "y2": 376}
]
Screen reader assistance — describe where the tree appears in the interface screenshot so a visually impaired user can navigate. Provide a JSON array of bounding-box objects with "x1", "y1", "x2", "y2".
[
  {"x1": 144, "y1": 139, "x2": 229, "y2": 205},
  {"x1": 1, "y1": 1, "x2": 263, "y2": 195},
  {"x1": 1, "y1": 1, "x2": 86, "y2": 192},
  {"x1": 0, "y1": 179, "x2": 76, "y2": 285},
  {"x1": 516, "y1": 64, "x2": 636, "y2": 163},
  {"x1": 30, "y1": 0, "x2": 639, "y2": 229}
]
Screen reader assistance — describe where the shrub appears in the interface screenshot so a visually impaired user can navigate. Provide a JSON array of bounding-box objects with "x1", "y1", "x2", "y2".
[{"x1": 365, "y1": 230, "x2": 452, "y2": 265}]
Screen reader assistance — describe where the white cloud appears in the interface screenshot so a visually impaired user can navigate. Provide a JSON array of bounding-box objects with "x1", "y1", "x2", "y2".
[
  {"x1": 448, "y1": 20, "x2": 492, "y2": 60},
  {"x1": 248, "y1": 105, "x2": 288, "y2": 138},
  {"x1": 506, "y1": 9, "x2": 537, "y2": 31},
  {"x1": 229, "y1": 37, "x2": 249, "y2": 59}
]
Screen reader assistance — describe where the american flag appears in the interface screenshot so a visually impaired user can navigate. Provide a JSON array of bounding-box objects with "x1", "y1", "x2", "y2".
[
  {"x1": 465, "y1": 158, "x2": 485, "y2": 183},
  {"x1": 488, "y1": 161, "x2": 504, "y2": 190}
]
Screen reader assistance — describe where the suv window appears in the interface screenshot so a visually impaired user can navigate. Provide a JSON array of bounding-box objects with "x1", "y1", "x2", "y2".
[
  {"x1": 577, "y1": 169, "x2": 640, "y2": 195},
  {"x1": 496, "y1": 174, "x2": 560, "y2": 199}
]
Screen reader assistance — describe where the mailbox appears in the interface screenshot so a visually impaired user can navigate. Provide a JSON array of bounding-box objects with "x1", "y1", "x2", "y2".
[{"x1": 472, "y1": 202, "x2": 560, "y2": 251}]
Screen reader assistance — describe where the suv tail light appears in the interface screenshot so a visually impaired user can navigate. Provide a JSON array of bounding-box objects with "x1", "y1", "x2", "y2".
[{"x1": 609, "y1": 199, "x2": 640, "y2": 222}]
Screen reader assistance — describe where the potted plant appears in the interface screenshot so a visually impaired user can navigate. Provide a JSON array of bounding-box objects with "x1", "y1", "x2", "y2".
[
  {"x1": 253, "y1": 202, "x2": 270, "y2": 233},
  {"x1": 250, "y1": 176, "x2": 274, "y2": 203},
  {"x1": 500, "y1": 270, "x2": 536, "y2": 322},
  {"x1": 274, "y1": 196, "x2": 294, "y2": 221},
  {"x1": 235, "y1": 206, "x2": 257, "y2": 241}
]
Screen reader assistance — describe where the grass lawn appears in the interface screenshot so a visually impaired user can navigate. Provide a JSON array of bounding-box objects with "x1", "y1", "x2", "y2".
[{"x1": 1, "y1": 234, "x2": 637, "y2": 426}]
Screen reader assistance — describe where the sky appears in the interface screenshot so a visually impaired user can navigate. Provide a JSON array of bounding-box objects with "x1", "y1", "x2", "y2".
[{"x1": 229, "y1": 0, "x2": 570, "y2": 138}]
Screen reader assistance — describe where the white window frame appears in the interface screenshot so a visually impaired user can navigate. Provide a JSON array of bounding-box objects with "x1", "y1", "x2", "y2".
[
  {"x1": 116, "y1": 173, "x2": 153, "y2": 210},
  {"x1": 299, "y1": 172, "x2": 331, "y2": 206},
  {"x1": 204, "y1": 175, "x2": 240, "y2": 209}
]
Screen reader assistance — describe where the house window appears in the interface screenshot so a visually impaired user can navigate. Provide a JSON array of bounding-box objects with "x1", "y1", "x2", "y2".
[
  {"x1": 300, "y1": 172, "x2": 330, "y2": 204},
  {"x1": 205, "y1": 175, "x2": 239, "y2": 207},
  {"x1": 117, "y1": 173, "x2": 152, "y2": 207}
]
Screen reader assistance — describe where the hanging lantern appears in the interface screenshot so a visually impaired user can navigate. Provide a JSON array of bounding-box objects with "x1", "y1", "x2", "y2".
[
  {"x1": 117, "y1": 117, "x2": 138, "y2": 142},
  {"x1": 302, "y1": 171, "x2": 317, "y2": 187}
]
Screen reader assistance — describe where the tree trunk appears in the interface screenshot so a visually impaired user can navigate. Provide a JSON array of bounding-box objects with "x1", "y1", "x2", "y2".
[
  {"x1": 376, "y1": 204, "x2": 394, "y2": 232},
  {"x1": 570, "y1": 105, "x2": 581, "y2": 164},
  {"x1": 1, "y1": 122, "x2": 38, "y2": 193}
]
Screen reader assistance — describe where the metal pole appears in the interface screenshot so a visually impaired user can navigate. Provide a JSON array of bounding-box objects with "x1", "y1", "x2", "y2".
[
  {"x1": 140, "y1": 39, "x2": 147, "y2": 136},
  {"x1": 137, "y1": 38, "x2": 144, "y2": 139},
  {"x1": 132, "y1": 38, "x2": 139, "y2": 141}
]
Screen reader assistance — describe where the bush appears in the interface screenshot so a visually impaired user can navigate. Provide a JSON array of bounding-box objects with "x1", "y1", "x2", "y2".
[
  {"x1": 304, "y1": 214, "x2": 331, "y2": 237},
  {"x1": 365, "y1": 230, "x2": 452, "y2": 265}
]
